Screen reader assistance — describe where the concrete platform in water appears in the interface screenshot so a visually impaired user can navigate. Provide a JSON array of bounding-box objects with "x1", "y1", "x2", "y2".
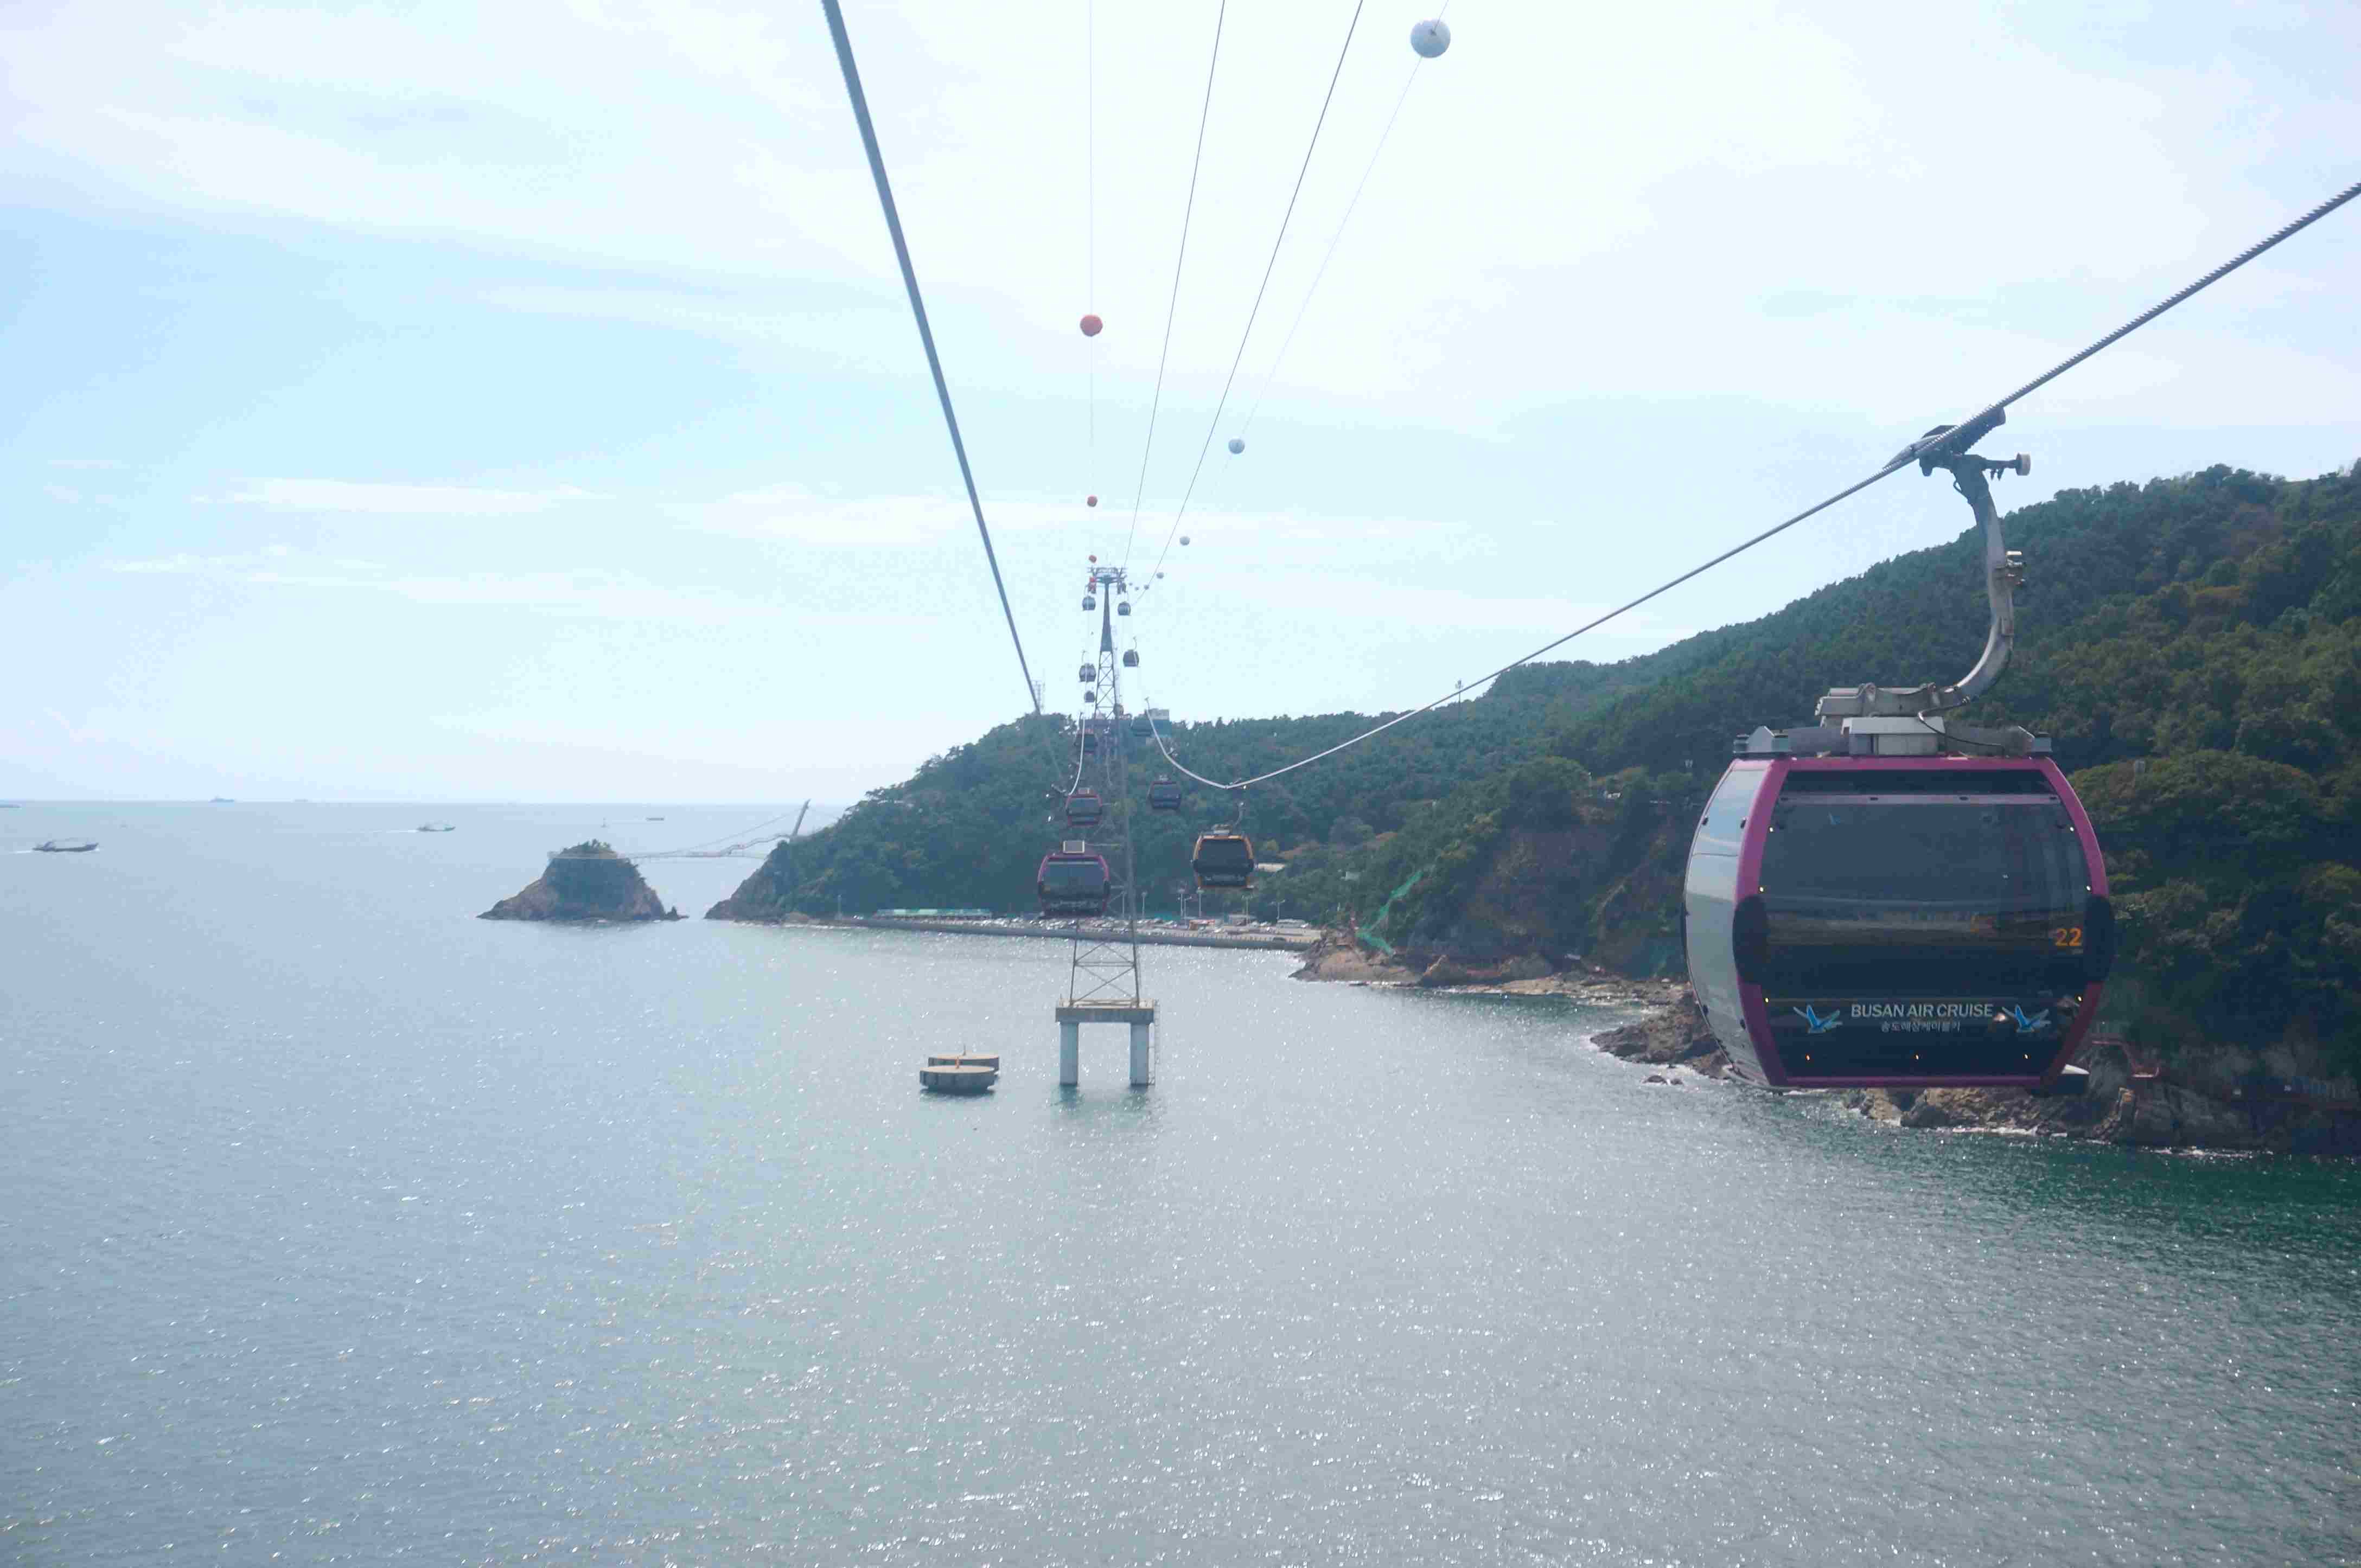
[{"x1": 920, "y1": 1055, "x2": 1000, "y2": 1094}]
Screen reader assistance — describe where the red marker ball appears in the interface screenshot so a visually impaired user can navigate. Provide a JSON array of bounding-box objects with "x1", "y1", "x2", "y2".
[
  {"x1": 1079, "y1": 313, "x2": 1103, "y2": 337},
  {"x1": 1086, "y1": 495, "x2": 1098, "y2": 507}
]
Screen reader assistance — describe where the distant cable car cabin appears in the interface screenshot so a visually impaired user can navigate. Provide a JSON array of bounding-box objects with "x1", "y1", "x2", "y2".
[
  {"x1": 1191, "y1": 831, "x2": 1254, "y2": 890},
  {"x1": 1083, "y1": 593, "x2": 1096, "y2": 611},
  {"x1": 1128, "y1": 713, "x2": 1153, "y2": 738},
  {"x1": 1037, "y1": 849, "x2": 1112, "y2": 918},
  {"x1": 1064, "y1": 790, "x2": 1103, "y2": 829},
  {"x1": 1077, "y1": 663, "x2": 1095, "y2": 683},
  {"x1": 1081, "y1": 730, "x2": 1099, "y2": 756},
  {"x1": 1117, "y1": 600, "x2": 1131, "y2": 617},
  {"x1": 1149, "y1": 778, "x2": 1183, "y2": 811},
  {"x1": 1122, "y1": 650, "x2": 1139, "y2": 668}
]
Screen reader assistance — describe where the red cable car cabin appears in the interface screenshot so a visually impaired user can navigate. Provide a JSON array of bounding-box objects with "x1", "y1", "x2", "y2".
[
  {"x1": 1681, "y1": 425, "x2": 2115, "y2": 1094},
  {"x1": 1683, "y1": 754, "x2": 2111, "y2": 1091},
  {"x1": 1037, "y1": 849, "x2": 1112, "y2": 918}
]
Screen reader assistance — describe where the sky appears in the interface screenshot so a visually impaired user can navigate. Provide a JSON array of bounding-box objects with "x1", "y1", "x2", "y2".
[{"x1": 3, "y1": 0, "x2": 2357, "y2": 803}]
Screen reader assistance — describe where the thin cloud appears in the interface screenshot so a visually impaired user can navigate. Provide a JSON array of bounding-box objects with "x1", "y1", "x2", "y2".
[
  {"x1": 220, "y1": 478, "x2": 609, "y2": 515},
  {"x1": 106, "y1": 546, "x2": 779, "y2": 626}
]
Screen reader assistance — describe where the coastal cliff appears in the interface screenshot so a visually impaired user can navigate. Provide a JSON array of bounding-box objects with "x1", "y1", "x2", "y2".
[
  {"x1": 480, "y1": 841, "x2": 680, "y2": 922},
  {"x1": 705, "y1": 836, "x2": 805, "y2": 921},
  {"x1": 1296, "y1": 940, "x2": 2356, "y2": 1153}
]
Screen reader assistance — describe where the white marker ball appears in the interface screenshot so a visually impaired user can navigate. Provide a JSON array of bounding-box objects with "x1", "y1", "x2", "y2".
[
  {"x1": 1409, "y1": 19, "x2": 1450, "y2": 57},
  {"x1": 1227, "y1": 437, "x2": 1245, "y2": 455}
]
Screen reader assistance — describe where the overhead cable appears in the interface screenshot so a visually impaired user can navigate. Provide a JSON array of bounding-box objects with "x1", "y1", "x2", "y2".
[
  {"x1": 1972, "y1": 178, "x2": 2360, "y2": 428},
  {"x1": 1133, "y1": 0, "x2": 1370, "y2": 584},
  {"x1": 1232, "y1": 17, "x2": 1434, "y2": 452},
  {"x1": 820, "y1": 0, "x2": 1041, "y2": 714},
  {"x1": 1120, "y1": 1, "x2": 1230, "y2": 567},
  {"x1": 1086, "y1": 0, "x2": 1099, "y2": 554},
  {"x1": 1145, "y1": 464, "x2": 1903, "y2": 790},
  {"x1": 1146, "y1": 175, "x2": 2361, "y2": 791}
]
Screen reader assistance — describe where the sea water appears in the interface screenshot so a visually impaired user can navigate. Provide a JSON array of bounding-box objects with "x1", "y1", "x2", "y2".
[{"x1": 4, "y1": 804, "x2": 2356, "y2": 1565}]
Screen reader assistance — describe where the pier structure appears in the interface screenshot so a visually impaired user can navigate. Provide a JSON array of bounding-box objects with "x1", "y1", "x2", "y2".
[{"x1": 1055, "y1": 1000, "x2": 1156, "y2": 1087}]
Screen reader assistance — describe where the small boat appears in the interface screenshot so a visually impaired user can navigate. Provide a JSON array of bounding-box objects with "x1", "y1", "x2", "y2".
[
  {"x1": 416, "y1": 822, "x2": 457, "y2": 833},
  {"x1": 35, "y1": 839, "x2": 98, "y2": 853},
  {"x1": 646, "y1": 816, "x2": 665, "y2": 821}
]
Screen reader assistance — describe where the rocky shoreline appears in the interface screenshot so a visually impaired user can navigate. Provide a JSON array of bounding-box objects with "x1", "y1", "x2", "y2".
[{"x1": 1289, "y1": 933, "x2": 2358, "y2": 1155}]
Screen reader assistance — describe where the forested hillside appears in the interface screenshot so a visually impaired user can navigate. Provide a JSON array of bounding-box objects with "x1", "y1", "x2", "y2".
[{"x1": 717, "y1": 461, "x2": 2361, "y2": 1063}]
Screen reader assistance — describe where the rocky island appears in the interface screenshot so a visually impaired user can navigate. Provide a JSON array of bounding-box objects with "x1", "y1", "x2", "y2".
[{"x1": 480, "y1": 841, "x2": 681, "y2": 922}]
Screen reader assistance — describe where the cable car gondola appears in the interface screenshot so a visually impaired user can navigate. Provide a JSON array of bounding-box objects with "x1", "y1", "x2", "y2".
[
  {"x1": 1064, "y1": 790, "x2": 1103, "y2": 829},
  {"x1": 1686, "y1": 753, "x2": 2110, "y2": 1091},
  {"x1": 1682, "y1": 434, "x2": 2108, "y2": 1095},
  {"x1": 1037, "y1": 848, "x2": 1112, "y2": 918},
  {"x1": 1148, "y1": 777, "x2": 1183, "y2": 811},
  {"x1": 1082, "y1": 594, "x2": 1096, "y2": 611},
  {"x1": 1122, "y1": 649, "x2": 1139, "y2": 668},
  {"x1": 1191, "y1": 831, "x2": 1254, "y2": 891},
  {"x1": 1128, "y1": 713, "x2": 1153, "y2": 739},
  {"x1": 1117, "y1": 600, "x2": 1131, "y2": 617}
]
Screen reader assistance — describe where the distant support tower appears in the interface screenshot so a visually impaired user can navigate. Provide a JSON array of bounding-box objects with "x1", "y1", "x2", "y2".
[{"x1": 1059, "y1": 564, "x2": 1154, "y2": 1087}]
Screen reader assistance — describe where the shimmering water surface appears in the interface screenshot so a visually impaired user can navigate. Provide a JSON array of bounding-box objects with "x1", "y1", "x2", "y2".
[{"x1": 4, "y1": 804, "x2": 2357, "y2": 1566}]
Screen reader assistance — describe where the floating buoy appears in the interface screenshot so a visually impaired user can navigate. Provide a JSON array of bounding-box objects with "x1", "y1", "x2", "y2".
[
  {"x1": 1086, "y1": 495, "x2": 1098, "y2": 507},
  {"x1": 1410, "y1": 18, "x2": 1450, "y2": 57},
  {"x1": 1079, "y1": 313, "x2": 1103, "y2": 337},
  {"x1": 1227, "y1": 437, "x2": 1245, "y2": 455}
]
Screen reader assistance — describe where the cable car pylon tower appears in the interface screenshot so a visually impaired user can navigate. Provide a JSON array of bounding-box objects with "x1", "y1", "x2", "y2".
[{"x1": 1057, "y1": 563, "x2": 1155, "y2": 1087}]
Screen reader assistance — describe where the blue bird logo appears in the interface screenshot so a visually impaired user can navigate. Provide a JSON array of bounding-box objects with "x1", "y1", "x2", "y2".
[
  {"x1": 1794, "y1": 1004, "x2": 1842, "y2": 1035},
  {"x1": 2009, "y1": 1005, "x2": 2052, "y2": 1034}
]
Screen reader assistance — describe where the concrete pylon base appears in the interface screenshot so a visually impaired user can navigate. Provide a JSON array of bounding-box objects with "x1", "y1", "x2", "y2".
[{"x1": 1054, "y1": 1000, "x2": 1157, "y2": 1089}]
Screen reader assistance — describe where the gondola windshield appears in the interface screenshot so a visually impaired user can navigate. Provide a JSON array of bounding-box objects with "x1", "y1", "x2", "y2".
[
  {"x1": 1759, "y1": 791, "x2": 2089, "y2": 994},
  {"x1": 1041, "y1": 858, "x2": 1105, "y2": 890}
]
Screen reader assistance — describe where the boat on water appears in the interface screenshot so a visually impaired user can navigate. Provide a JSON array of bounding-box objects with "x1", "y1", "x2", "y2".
[
  {"x1": 35, "y1": 839, "x2": 98, "y2": 853},
  {"x1": 416, "y1": 822, "x2": 457, "y2": 833}
]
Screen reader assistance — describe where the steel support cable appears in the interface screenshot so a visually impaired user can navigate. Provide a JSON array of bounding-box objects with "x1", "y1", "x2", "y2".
[
  {"x1": 821, "y1": 0, "x2": 1040, "y2": 714},
  {"x1": 1131, "y1": 0, "x2": 1370, "y2": 584},
  {"x1": 630, "y1": 804, "x2": 819, "y2": 859},
  {"x1": 1141, "y1": 176, "x2": 2361, "y2": 792},
  {"x1": 1232, "y1": 25, "x2": 1431, "y2": 451},
  {"x1": 1146, "y1": 464, "x2": 1906, "y2": 790},
  {"x1": 1120, "y1": 1, "x2": 1229, "y2": 567},
  {"x1": 1969, "y1": 178, "x2": 2360, "y2": 430},
  {"x1": 1086, "y1": 0, "x2": 1099, "y2": 555}
]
